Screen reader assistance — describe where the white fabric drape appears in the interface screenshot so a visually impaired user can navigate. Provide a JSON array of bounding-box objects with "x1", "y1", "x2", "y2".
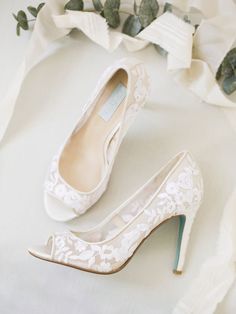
[{"x1": 1, "y1": 0, "x2": 236, "y2": 313}]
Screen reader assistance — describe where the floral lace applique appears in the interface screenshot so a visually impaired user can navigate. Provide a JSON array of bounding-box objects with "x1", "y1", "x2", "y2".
[{"x1": 44, "y1": 155, "x2": 105, "y2": 215}]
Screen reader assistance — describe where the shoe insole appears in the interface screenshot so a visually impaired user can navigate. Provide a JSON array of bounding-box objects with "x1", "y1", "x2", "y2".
[
  {"x1": 73, "y1": 153, "x2": 186, "y2": 242},
  {"x1": 59, "y1": 70, "x2": 128, "y2": 192}
]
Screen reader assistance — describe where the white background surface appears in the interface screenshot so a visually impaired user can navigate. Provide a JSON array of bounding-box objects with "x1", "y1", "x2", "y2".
[{"x1": 1, "y1": 1, "x2": 236, "y2": 313}]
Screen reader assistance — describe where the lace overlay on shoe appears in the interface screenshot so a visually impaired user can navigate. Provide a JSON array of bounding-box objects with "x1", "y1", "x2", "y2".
[
  {"x1": 51, "y1": 153, "x2": 203, "y2": 273},
  {"x1": 44, "y1": 61, "x2": 150, "y2": 216},
  {"x1": 44, "y1": 155, "x2": 104, "y2": 215}
]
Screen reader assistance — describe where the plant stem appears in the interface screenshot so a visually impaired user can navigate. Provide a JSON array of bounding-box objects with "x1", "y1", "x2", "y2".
[
  {"x1": 114, "y1": 9, "x2": 134, "y2": 15},
  {"x1": 119, "y1": 10, "x2": 133, "y2": 15}
]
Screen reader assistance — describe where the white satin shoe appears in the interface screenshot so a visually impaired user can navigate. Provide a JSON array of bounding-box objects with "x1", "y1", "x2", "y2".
[
  {"x1": 44, "y1": 58, "x2": 149, "y2": 221},
  {"x1": 30, "y1": 151, "x2": 203, "y2": 274}
]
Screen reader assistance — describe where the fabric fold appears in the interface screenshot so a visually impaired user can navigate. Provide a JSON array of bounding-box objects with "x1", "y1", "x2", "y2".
[
  {"x1": 0, "y1": 0, "x2": 69, "y2": 143},
  {"x1": 138, "y1": 12, "x2": 195, "y2": 70},
  {"x1": 53, "y1": 11, "x2": 109, "y2": 49}
]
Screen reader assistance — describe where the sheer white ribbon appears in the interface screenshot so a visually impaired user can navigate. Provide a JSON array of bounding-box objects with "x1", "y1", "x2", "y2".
[
  {"x1": 1, "y1": 0, "x2": 236, "y2": 312},
  {"x1": 173, "y1": 190, "x2": 236, "y2": 314}
]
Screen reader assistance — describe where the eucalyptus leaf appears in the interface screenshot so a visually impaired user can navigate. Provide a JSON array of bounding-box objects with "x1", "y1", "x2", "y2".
[
  {"x1": 16, "y1": 23, "x2": 21, "y2": 36},
  {"x1": 17, "y1": 10, "x2": 27, "y2": 23},
  {"x1": 17, "y1": 11, "x2": 29, "y2": 30},
  {"x1": 139, "y1": 0, "x2": 159, "y2": 28},
  {"x1": 122, "y1": 15, "x2": 142, "y2": 37},
  {"x1": 217, "y1": 48, "x2": 236, "y2": 80},
  {"x1": 19, "y1": 19, "x2": 29, "y2": 30},
  {"x1": 154, "y1": 44, "x2": 167, "y2": 57},
  {"x1": 37, "y1": 3, "x2": 45, "y2": 12},
  {"x1": 226, "y1": 47, "x2": 236, "y2": 68},
  {"x1": 222, "y1": 75, "x2": 236, "y2": 95},
  {"x1": 12, "y1": 13, "x2": 18, "y2": 21},
  {"x1": 216, "y1": 64, "x2": 222, "y2": 80},
  {"x1": 221, "y1": 62, "x2": 234, "y2": 78},
  {"x1": 104, "y1": 0, "x2": 120, "y2": 28},
  {"x1": 92, "y1": 0, "x2": 103, "y2": 12},
  {"x1": 64, "y1": 0, "x2": 84, "y2": 11},
  {"x1": 183, "y1": 15, "x2": 191, "y2": 24},
  {"x1": 163, "y1": 2, "x2": 172, "y2": 13},
  {"x1": 27, "y1": 6, "x2": 38, "y2": 17}
]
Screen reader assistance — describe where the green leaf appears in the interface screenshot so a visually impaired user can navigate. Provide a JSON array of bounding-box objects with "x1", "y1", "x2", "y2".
[
  {"x1": 225, "y1": 47, "x2": 236, "y2": 69},
  {"x1": 17, "y1": 11, "x2": 29, "y2": 30},
  {"x1": 27, "y1": 6, "x2": 38, "y2": 17},
  {"x1": 37, "y1": 3, "x2": 45, "y2": 12},
  {"x1": 134, "y1": 0, "x2": 138, "y2": 15},
  {"x1": 219, "y1": 63, "x2": 233, "y2": 80},
  {"x1": 154, "y1": 44, "x2": 167, "y2": 57},
  {"x1": 64, "y1": 0, "x2": 84, "y2": 11},
  {"x1": 217, "y1": 66, "x2": 232, "y2": 82},
  {"x1": 104, "y1": 0, "x2": 120, "y2": 28},
  {"x1": 16, "y1": 23, "x2": 21, "y2": 36},
  {"x1": 222, "y1": 75, "x2": 236, "y2": 95},
  {"x1": 216, "y1": 64, "x2": 222, "y2": 81},
  {"x1": 12, "y1": 13, "x2": 18, "y2": 21},
  {"x1": 139, "y1": 0, "x2": 159, "y2": 28},
  {"x1": 217, "y1": 48, "x2": 236, "y2": 80},
  {"x1": 19, "y1": 20, "x2": 29, "y2": 30},
  {"x1": 122, "y1": 15, "x2": 142, "y2": 37},
  {"x1": 183, "y1": 15, "x2": 191, "y2": 24},
  {"x1": 222, "y1": 65, "x2": 234, "y2": 79},
  {"x1": 17, "y1": 10, "x2": 27, "y2": 23},
  {"x1": 163, "y1": 2, "x2": 172, "y2": 13},
  {"x1": 92, "y1": 0, "x2": 103, "y2": 12}
]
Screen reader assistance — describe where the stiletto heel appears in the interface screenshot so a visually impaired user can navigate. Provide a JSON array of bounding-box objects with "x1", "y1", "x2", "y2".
[{"x1": 173, "y1": 214, "x2": 195, "y2": 275}]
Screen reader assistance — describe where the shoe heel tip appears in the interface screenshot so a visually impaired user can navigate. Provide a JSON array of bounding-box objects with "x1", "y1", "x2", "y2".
[{"x1": 173, "y1": 269, "x2": 183, "y2": 275}]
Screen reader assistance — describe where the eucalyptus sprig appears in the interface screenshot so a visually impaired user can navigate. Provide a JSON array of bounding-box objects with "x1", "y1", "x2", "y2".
[
  {"x1": 12, "y1": 0, "x2": 187, "y2": 38},
  {"x1": 216, "y1": 48, "x2": 236, "y2": 95},
  {"x1": 13, "y1": 3, "x2": 45, "y2": 36},
  {"x1": 11, "y1": 0, "x2": 194, "y2": 66},
  {"x1": 122, "y1": 0, "x2": 159, "y2": 37},
  {"x1": 12, "y1": 1, "x2": 236, "y2": 96},
  {"x1": 64, "y1": 0, "x2": 122, "y2": 28}
]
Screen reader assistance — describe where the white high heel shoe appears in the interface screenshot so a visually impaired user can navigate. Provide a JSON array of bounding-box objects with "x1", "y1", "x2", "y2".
[
  {"x1": 30, "y1": 151, "x2": 203, "y2": 274},
  {"x1": 44, "y1": 58, "x2": 149, "y2": 221}
]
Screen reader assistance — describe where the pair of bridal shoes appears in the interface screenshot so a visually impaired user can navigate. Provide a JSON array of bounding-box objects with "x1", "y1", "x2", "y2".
[{"x1": 29, "y1": 58, "x2": 203, "y2": 275}]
